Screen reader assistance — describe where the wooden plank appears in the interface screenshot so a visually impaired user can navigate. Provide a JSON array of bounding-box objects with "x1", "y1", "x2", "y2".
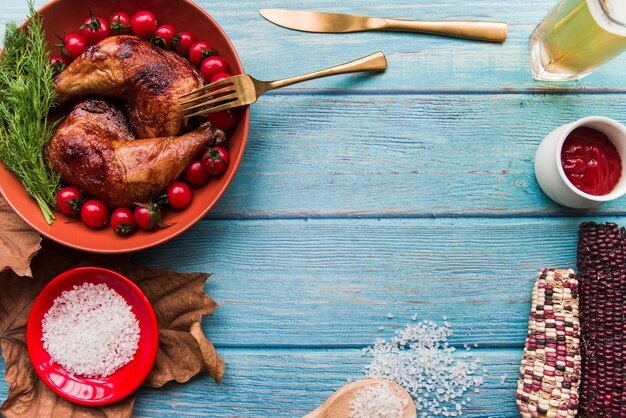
[
  {"x1": 207, "y1": 93, "x2": 626, "y2": 217},
  {"x1": 133, "y1": 217, "x2": 599, "y2": 347},
  {"x1": 2, "y1": 0, "x2": 626, "y2": 91},
  {"x1": 0, "y1": 347, "x2": 522, "y2": 416}
]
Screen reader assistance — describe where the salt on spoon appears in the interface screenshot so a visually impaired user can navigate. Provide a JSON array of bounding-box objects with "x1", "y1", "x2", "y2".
[{"x1": 304, "y1": 378, "x2": 416, "y2": 418}]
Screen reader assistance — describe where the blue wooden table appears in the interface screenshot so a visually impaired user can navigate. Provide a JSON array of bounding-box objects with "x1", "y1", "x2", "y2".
[{"x1": 3, "y1": 0, "x2": 626, "y2": 416}]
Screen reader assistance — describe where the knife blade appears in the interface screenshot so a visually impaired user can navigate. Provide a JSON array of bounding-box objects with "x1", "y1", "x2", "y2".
[
  {"x1": 259, "y1": 9, "x2": 381, "y2": 33},
  {"x1": 259, "y1": 9, "x2": 507, "y2": 43}
]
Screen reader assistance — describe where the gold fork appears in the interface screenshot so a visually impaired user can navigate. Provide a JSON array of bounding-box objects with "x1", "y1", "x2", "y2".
[{"x1": 180, "y1": 51, "x2": 387, "y2": 118}]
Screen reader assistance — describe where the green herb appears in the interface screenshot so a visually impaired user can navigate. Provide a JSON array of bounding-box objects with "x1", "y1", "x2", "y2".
[{"x1": 0, "y1": 2, "x2": 60, "y2": 224}]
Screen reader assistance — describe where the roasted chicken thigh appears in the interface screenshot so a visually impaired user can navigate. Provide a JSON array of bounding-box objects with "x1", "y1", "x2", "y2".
[
  {"x1": 46, "y1": 99, "x2": 226, "y2": 207},
  {"x1": 54, "y1": 36, "x2": 204, "y2": 138}
]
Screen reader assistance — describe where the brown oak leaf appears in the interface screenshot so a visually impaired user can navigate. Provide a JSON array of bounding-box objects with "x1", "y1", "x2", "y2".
[
  {"x1": 0, "y1": 198, "x2": 41, "y2": 277},
  {"x1": 118, "y1": 264, "x2": 224, "y2": 387},
  {"x1": 1, "y1": 239, "x2": 223, "y2": 417}
]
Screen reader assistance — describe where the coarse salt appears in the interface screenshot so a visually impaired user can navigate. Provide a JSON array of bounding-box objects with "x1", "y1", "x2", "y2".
[
  {"x1": 362, "y1": 319, "x2": 484, "y2": 416},
  {"x1": 41, "y1": 282, "x2": 140, "y2": 378},
  {"x1": 349, "y1": 382, "x2": 408, "y2": 418}
]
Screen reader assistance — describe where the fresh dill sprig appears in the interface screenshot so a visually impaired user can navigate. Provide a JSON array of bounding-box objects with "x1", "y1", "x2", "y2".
[{"x1": 0, "y1": 2, "x2": 60, "y2": 224}]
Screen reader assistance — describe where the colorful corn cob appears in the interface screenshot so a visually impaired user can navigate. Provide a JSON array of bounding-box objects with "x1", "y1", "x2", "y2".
[
  {"x1": 516, "y1": 268, "x2": 581, "y2": 418},
  {"x1": 578, "y1": 222, "x2": 626, "y2": 417}
]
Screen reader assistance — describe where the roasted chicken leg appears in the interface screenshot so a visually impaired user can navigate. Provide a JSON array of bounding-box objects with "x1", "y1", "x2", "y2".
[
  {"x1": 46, "y1": 99, "x2": 226, "y2": 207},
  {"x1": 54, "y1": 36, "x2": 204, "y2": 138}
]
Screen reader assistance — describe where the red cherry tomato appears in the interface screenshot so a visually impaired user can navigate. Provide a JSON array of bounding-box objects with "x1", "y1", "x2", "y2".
[
  {"x1": 173, "y1": 30, "x2": 196, "y2": 55},
  {"x1": 80, "y1": 11, "x2": 111, "y2": 45},
  {"x1": 185, "y1": 159, "x2": 209, "y2": 185},
  {"x1": 80, "y1": 199, "x2": 109, "y2": 228},
  {"x1": 189, "y1": 41, "x2": 215, "y2": 66},
  {"x1": 205, "y1": 72, "x2": 238, "y2": 130},
  {"x1": 208, "y1": 108, "x2": 238, "y2": 131},
  {"x1": 201, "y1": 56, "x2": 229, "y2": 82},
  {"x1": 152, "y1": 24, "x2": 176, "y2": 49},
  {"x1": 207, "y1": 72, "x2": 232, "y2": 101},
  {"x1": 50, "y1": 55, "x2": 66, "y2": 74},
  {"x1": 110, "y1": 12, "x2": 132, "y2": 35},
  {"x1": 202, "y1": 147, "x2": 229, "y2": 175},
  {"x1": 110, "y1": 207, "x2": 136, "y2": 236},
  {"x1": 56, "y1": 186, "x2": 82, "y2": 216},
  {"x1": 131, "y1": 11, "x2": 157, "y2": 39},
  {"x1": 56, "y1": 33, "x2": 86, "y2": 60},
  {"x1": 166, "y1": 182, "x2": 192, "y2": 209},
  {"x1": 134, "y1": 201, "x2": 165, "y2": 231}
]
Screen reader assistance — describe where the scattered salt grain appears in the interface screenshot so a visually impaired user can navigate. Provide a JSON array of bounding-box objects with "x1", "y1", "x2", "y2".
[
  {"x1": 362, "y1": 319, "x2": 484, "y2": 416},
  {"x1": 387, "y1": 312, "x2": 394, "y2": 319},
  {"x1": 378, "y1": 326, "x2": 385, "y2": 331},
  {"x1": 41, "y1": 282, "x2": 140, "y2": 378},
  {"x1": 349, "y1": 382, "x2": 409, "y2": 418}
]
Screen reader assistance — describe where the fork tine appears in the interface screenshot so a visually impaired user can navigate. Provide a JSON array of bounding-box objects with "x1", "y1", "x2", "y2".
[
  {"x1": 184, "y1": 99, "x2": 240, "y2": 118},
  {"x1": 179, "y1": 77, "x2": 235, "y2": 98},
  {"x1": 180, "y1": 88, "x2": 237, "y2": 107},
  {"x1": 181, "y1": 92, "x2": 240, "y2": 114}
]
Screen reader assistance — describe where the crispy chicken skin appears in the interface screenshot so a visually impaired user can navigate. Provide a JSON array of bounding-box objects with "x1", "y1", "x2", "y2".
[
  {"x1": 46, "y1": 99, "x2": 226, "y2": 207},
  {"x1": 53, "y1": 36, "x2": 204, "y2": 138}
]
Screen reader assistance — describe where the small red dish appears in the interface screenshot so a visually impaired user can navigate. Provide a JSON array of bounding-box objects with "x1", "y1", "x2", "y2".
[{"x1": 27, "y1": 267, "x2": 159, "y2": 406}]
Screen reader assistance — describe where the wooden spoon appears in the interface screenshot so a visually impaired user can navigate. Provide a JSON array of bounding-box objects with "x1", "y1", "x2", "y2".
[{"x1": 304, "y1": 378, "x2": 417, "y2": 418}]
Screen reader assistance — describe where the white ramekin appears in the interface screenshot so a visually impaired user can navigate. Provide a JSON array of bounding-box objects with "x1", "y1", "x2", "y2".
[{"x1": 535, "y1": 116, "x2": 626, "y2": 209}]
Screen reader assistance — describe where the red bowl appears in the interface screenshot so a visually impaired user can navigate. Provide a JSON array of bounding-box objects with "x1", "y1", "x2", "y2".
[
  {"x1": 0, "y1": 0, "x2": 249, "y2": 253},
  {"x1": 27, "y1": 267, "x2": 159, "y2": 406}
]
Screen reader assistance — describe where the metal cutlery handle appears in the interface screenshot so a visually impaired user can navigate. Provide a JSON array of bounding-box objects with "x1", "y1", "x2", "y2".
[
  {"x1": 260, "y1": 51, "x2": 387, "y2": 93},
  {"x1": 379, "y1": 19, "x2": 507, "y2": 43}
]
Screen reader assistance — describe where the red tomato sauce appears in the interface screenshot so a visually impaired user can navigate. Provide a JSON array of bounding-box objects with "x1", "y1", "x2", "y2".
[{"x1": 561, "y1": 127, "x2": 622, "y2": 196}]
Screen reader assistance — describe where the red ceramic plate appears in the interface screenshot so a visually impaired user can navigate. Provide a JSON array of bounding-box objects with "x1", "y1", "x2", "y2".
[
  {"x1": 0, "y1": 0, "x2": 249, "y2": 253},
  {"x1": 27, "y1": 267, "x2": 159, "y2": 406}
]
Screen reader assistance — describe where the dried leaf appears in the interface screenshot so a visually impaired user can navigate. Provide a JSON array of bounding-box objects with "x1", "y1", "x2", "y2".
[
  {"x1": 1, "y1": 240, "x2": 223, "y2": 417},
  {"x1": 117, "y1": 264, "x2": 224, "y2": 387},
  {"x1": 0, "y1": 197, "x2": 41, "y2": 277},
  {"x1": 190, "y1": 321, "x2": 225, "y2": 384}
]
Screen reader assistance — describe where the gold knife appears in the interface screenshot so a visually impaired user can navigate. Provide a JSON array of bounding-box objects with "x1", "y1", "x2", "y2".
[{"x1": 259, "y1": 9, "x2": 507, "y2": 43}]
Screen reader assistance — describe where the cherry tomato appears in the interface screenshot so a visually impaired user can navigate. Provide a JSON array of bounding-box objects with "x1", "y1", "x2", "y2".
[
  {"x1": 80, "y1": 10, "x2": 111, "y2": 45},
  {"x1": 50, "y1": 55, "x2": 66, "y2": 74},
  {"x1": 131, "y1": 11, "x2": 157, "y2": 39},
  {"x1": 202, "y1": 147, "x2": 229, "y2": 175},
  {"x1": 80, "y1": 199, "x2": 109, "y2": 228},
  {"x1": 166, "y1": 182, "x2": 192, "y2": 209},
  {"x1": 110, "y1": 207, "x2": 136, "y2": 236},
  {"x1": 189, "y1": 41, "x2": 216, "y2": 66},
  {"x1": 205, "y1": 72, "x2": 238, "y2": 130},
  {"x1": 110, "y1": 12, "x2": 132, "y2": 35},
  {"x1": 56, "y1": 186, "x2": 82, "y2": 216},
  {"x1": 185, "y1": 158, "x2": 209, "y2": 185},
  {"x1": 134, "y1": 201, "x2": 166, "y2": 231},
  {"x1": 201, "y1": 56, "x2": 229, "y2": 82},
  {"x1": 56, "y1": 33, "x2": 86, "y2": 60},
  {"x1": 152, "y1": 24, "x2": 176, "y2": 49},
  {"x1": 206, "y1": 72, "x2": 232, "y2": 101},
  {"x1": 173, "y1": 30, "x2": 196, "y2": 55},
  {"x1": 208, "y1": 108, "x2": 238, "y2": 131}
]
